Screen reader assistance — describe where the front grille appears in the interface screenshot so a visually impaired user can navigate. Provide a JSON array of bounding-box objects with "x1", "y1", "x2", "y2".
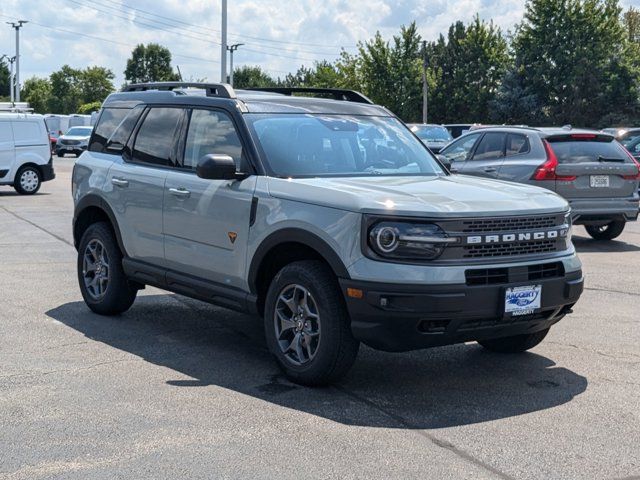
[
  {"x1": 461, "y1": 216, "x2": 557, "y2": 233},
  {"x1": 465, "y1": 262, "x2": 565, "y2": 286},
  {"x1": 60, "y1": 139, "x2": 80, "y2": 145},
  {"x1": 465, "y1": 268, "x2": 509, "y2": 286},
  {"x1": 528, "y1": 262, "x2": 565, "y2": 280},
  {"x1": 463, "y1": 240, "x2": 557, "y2": 258}
]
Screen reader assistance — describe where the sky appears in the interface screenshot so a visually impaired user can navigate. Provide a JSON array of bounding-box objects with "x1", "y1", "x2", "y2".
[{"x1": 1, "y1": 0, "x2": 639, "y2": 86}]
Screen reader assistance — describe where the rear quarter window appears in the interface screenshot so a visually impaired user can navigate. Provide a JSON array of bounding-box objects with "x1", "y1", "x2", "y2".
[
  {"x1": 549, "y1": 139, "x2": 630, "y2": 164},
  {"x1": 89, "y1": 107, "x2": 133, "y2": 153}
]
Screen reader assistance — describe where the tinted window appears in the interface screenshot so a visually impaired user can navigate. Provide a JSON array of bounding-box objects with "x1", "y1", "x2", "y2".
[
  {"x1": 624, "y1": 136, "x2": 640, "y2": 154},
  {"x1": 506, "y1": 133, "x2": 530, "y2": 156},
  {"x1": 106, "y1": 105, "x2": 144, "y2": 152},
  {"x1": 441, "y1": 133, "x2": 481, "y2": 161},
  {"x1": 549, "y1": 139, "x2": 630, "y2": 164},
  {"x1": 183, "y1": 109, "x2": 243, "y2": 170},
  {"x1": 90, "y1": 108, "x2": 131, "y2": 152},
  {"x1": 620, "y1": 133, "x2": 640, "y2": 150},
  {"x1": 132, "y1": 108, "x2": 183, "y2": 167},
  {"x1": 472, "y1": 132, "x2": 505, "y2": 161}
]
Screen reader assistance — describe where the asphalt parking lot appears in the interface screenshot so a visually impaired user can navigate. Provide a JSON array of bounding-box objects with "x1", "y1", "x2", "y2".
[{"x1": 0, "y1": 157, "x2": 638, "y2": 480}]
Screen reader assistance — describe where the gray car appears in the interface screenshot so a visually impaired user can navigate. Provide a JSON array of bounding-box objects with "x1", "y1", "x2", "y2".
[
  {"x1": 439, "y1": 126, "x2": 640, "y2": 240},
  {"x1": 72, "y1": 83, "x2": 583, "y2": 385},
  {"x1": 57, "y1": 126, "x2": 93, "y2": 157}
]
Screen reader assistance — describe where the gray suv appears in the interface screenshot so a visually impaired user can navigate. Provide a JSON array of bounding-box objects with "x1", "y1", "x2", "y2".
[
  {"x1": 439, "y1": 126, "x2": 640, "y2": 240},
  {"x1": 72, "y1": 83, "x2": 584, "y2": 385}
]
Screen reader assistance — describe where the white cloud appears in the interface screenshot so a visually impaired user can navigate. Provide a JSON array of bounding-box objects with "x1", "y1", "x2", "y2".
[{"x1": 0, "y1": 0, "x2": 638, "y2": 86}]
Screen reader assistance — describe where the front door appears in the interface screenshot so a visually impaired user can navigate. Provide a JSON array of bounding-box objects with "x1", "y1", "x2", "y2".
[
  {"x1": 0, "y1": 121, "x2": 15, "y2": 179},
  {"x1": 163, "y1": 108, "x2": 256, "y2": 290}
]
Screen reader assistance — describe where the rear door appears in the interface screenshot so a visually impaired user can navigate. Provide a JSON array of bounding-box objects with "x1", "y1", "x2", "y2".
[
  {"x1": 0, "y1": 120, "x2": 14, "y2": 179},
  {"x1": 548, "y1": 134, "x2": 638, "y2": 199},
  {"x1": 461, "y1": 131, "x2": 507, "y2": 178}
]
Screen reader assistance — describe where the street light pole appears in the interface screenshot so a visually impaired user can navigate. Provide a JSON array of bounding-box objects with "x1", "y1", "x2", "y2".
[
  {"x1": 7, "y1": 20, "x2": 27, "y2": 102},
  {"x1": 220, "y1": 0, "x2": 227, "y2": 83},
  {"x1": 227, "y1": 43, "x2": 243, "y2": 86},
  {"x1": 421, "y1": 40, "x2": 428, "y2": 124}
]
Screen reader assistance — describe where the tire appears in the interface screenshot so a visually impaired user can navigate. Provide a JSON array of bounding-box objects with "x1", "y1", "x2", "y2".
[
  {"x1": 585, "y1": 221, "x2": 626, "y2": 240},
  {"x1": 13, "y1": 165, "x2": 41, "y2": 195},
  {"x1": 264, "y1": 260, "x2": 360, "y2": 386},
  {"x1": 478, "y1": 328, "x2": 550, "y2": 353},
  {"x1": 77, "y1": 221, "x2": 137, "y2": 316},
  {"x1": 56, "y1": 151, "x2": 64, "y2": 157}
]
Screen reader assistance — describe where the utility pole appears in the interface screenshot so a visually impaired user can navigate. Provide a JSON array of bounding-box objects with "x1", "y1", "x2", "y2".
[
  {"x1": 421, "y1": 40, "x2": 428, "y2": 124},
  {"x1": 227, "y1": 43, "x2": 243, "y2": 86},
  {"x1": 7, "y1": 20, "x2": 28, "y2": 102},
  {"x1": 220, "y1": 0, "x2": 227, "y2": 83}
]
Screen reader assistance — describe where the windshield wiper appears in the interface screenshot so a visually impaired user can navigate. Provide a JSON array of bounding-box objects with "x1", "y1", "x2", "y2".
[{"x1": 597, "y1": 156, "x2": 625, "y2": 162}]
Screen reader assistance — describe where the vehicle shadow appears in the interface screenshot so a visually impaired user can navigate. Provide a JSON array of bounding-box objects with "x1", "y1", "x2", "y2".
[
  {"x1": 572, "y1": 235, "x2": 640, "y2": 253},
  {"x1": 0, "y1": 191, "x2": 51, "y2": 197},
  {"x1": 46, "y1": 295, "x2": 588, "y2": 429}
]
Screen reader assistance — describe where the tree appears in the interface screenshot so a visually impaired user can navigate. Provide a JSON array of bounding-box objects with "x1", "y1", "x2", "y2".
[
  {"x1": 78, "y1": 101, "x2": 102, "y2": 114},
  {"x1": 281, "y1": 61, "x2": 342, "y2": 88},
  {"x1": 0, "y1": 59, "x2": 9, "y2": 99},
  {"x1": 49, "y1": 65, "x2": 82, "y2": 114},
  {"x1": 124, "y1": 43, "x2": 180, "y2": 84},
  {"x1": 512, "y1": 0, "x2": 639, "y2": 126},
  {"x1": 22, "y1": 77, "x2": 52, "y2": 113},
  {"x1": 232, "y1": 66, "x2": 276, "y2": 88},
  {"x1": 80, "y1": 66, "x2": 115, "y2": 104},
  {"x1": 426, "y1": 17, "x2": 509, "y2": 124}
]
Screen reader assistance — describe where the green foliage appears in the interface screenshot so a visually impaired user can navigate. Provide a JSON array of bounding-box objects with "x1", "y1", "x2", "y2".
[
  {"x1": 232, "y1": 65, "x2": 277, "y2": 88},
  {"x1": 78, "y1": 101, "x2": 102, "y2": 114},
  {"x1": 427, "y1": 17, "x2": 509, "y2": 124},
  {"x1": 510, "y1": 0, "x2": 640, "y2": 126},
  {"x1": 281, "y1": 61, "x2": 341, "y2": 88},
  {"x1": 22, "y1": 77, "x2": 52, "y2": 113},
  {"x1": 0, "y1": 59, "x2": 9, "y2": 98},
  {"x1": 124, "y1": 43, "x2": 180, "y2": 84}
]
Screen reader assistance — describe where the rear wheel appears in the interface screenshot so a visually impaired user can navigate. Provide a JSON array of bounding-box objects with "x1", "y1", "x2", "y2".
[
  {"x1": 14, "y1": 165, "x2": 41, "y2": 195},
  {"x1": 585, "y1": 221, "x2": 625, "y2": 240},
  {"x1": 77, "y1": 222, "x2": 137, "y2": 315},
  {"x1": 264, "y1": 260, "x2": 359, "y2": 386},
  {"x1": 479, "y1": 328, "x2": 549, "y2": 353},
  {"x1": 56, "y1": 151, "x2": 64, "y2": 157}
]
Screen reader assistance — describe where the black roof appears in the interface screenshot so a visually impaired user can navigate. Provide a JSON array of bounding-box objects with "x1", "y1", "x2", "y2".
[{"x1": 103, "y1": 83, "x2": 390, "y2": 116}]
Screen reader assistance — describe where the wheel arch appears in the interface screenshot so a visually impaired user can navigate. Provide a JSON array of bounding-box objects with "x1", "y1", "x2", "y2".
[{"x1": 73, "y1": 195, "x2": 127, "y2": 254}]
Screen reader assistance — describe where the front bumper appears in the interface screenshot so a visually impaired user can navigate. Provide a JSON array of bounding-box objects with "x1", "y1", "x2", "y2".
[
  {"x1": 57, "y1": 143, "x2": 88, "y2": 153},
  {"x1": 339, "y1": 269, "x2": 583, "y2": 352}
]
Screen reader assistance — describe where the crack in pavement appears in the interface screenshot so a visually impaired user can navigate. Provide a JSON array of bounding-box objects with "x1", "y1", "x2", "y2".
[
  {"x1": 0, "y1": 206, "x2": 73, "y2": 247},
  {"x1": 584, "y1": 286, "x2": 639, "y2": 297},
  {"x1": 332, "y1": 385, "x2": 515, "y2": 480}
]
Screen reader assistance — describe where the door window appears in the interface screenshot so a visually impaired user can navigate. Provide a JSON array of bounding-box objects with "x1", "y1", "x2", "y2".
[
  {"x1": 90, "y1": 107, "x2": 132, "y2": 152},
  {"x1": 132, "y1": 108, "x2": 183, "y2": 167},
  {"x1": 183, "y1": 109, "x2": 243, "y2": 170},
  {"x1": 472, "y1": 132, "x2": 505, "y2": 161},
  {"x1": 441, "y1": 133, "x2": 481, "y2": 162},
  {"x1": 506, "y1": 134, "x2": 530, "y2": 156}
]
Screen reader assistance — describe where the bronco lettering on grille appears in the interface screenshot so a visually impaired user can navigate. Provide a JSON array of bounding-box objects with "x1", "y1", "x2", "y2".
[{"x1": 466, "y1": 229, "x2": 568, "y2": 245}]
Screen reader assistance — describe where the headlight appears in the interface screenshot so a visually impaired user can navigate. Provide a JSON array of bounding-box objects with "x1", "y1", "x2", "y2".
[
  {"x1": 564, "y1": 211, "x2": 573, "y2": 244},
  {"x1": 367, "y1": 220, "x2": 458, "y2": 260}
]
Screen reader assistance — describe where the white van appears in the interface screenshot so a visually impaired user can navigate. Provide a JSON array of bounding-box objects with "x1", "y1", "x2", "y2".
[{"x1": 0, "y1": 113, "x2": 55, "y2": 195}]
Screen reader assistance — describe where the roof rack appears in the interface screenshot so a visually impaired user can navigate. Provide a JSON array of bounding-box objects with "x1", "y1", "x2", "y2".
[
  {"x1": 245, "y1": 87, "x2": 374, "y2": 104},
  {"x1": 121, "y1": 82, "x2": 236, "y2": 99}
]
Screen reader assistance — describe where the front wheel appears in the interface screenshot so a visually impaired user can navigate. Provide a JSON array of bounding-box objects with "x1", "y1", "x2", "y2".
[
  {"x1": 264, "y1": 260, "x2": 359, "y2": 386},
  {"x1": 77, "y1": 222, "x2": 137, "y2": 315},
  {"x1": 585, "y1": 221, "x2": 625, "y2": 240},
  {"x1": 478, "y1": 328, "x2": 550, "y2": 353},
  {"x1": 14, "y1": 165, "x2": 41, "y2": 195}
]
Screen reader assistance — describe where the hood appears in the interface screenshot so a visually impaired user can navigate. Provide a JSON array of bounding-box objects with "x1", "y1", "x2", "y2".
[{"x1": 267, "y1": 175, "x2": 569, "y2": 217}]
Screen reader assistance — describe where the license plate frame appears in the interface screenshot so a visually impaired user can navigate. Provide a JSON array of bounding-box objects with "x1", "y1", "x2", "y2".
[
  {"x1": 590, "y1": 175, "x2": 610, "y2": 188},
  {"x1": 504, "y1": 285, "x2": 542, "y2": 317}
]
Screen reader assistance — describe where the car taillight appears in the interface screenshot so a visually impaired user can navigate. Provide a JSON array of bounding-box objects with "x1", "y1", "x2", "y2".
[
  {"x1": 532, "y1": 140, "x2": 577, "y2": 181},
  {"x1": 621, "y1": 147, "x2": 640, "y2": 180}
]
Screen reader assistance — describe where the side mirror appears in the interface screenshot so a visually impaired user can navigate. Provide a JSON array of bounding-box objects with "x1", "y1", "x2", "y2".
[
  {"x1": 196, "y1": 154, "x2": 238, "y2": 180},
  {"x1": 437, "y1": 154, "x2": 452, "y2": 172}
]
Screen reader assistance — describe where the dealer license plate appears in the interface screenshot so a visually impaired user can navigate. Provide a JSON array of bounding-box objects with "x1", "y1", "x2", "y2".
[
  {"x1": 505, "y1": 285, "x2": 541, "y2": 316},
  {"x1": 590, "y1": 175, "x2": 609, "y2": 188}
]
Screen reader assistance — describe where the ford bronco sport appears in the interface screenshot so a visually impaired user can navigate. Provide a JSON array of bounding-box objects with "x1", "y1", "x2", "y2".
[{"x1": 72, "y1": 83, "x2": 584, "y2": 385}]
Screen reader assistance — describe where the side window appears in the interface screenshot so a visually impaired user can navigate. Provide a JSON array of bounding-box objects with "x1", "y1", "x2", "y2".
[
  {"x1": 506, "y1": 133, "x2": 530, "y2": 156},
  {"x1": 472, "y1": 132, "x2": 505, "y2": 161},
  {"x1": 89, "y1": 108, "x2": 131, "y2": 153},
  {"x1": 132, "y1": 108, "x2": 183, "y2": 167},
  {"x1": 105, "y1": 105, "x2": 144, "y2": 152},
  {"x1": 442, "y1": 133, "x2": 481, "y2": 162},
  {"x1": 183, "y1": 109, "x2": 242, "y2": 170}
]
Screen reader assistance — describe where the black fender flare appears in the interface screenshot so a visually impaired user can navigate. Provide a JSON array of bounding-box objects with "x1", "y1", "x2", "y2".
[
  {"x1": 247, "y1": 228, "x2": 351, "y2": 293},
  {"x1": 73, "y1": 194, "x2": 127, "y2": 255}
]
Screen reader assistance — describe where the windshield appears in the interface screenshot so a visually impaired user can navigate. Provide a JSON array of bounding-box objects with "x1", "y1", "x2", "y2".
[
  {"x1": 66, "y1": 127, "x2": 93, "y2": 136},
  {"x1": 246, "y1": 114, "x2": 444, "y2": 177},
  {"x1": 411, "y1": 125, "x2": 453, "y2": 143}
]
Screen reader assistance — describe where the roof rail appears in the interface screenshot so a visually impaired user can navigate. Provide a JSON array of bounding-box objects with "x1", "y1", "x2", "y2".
[
  {"x1": 246, "y1": 87, "x2": 374, "y2": 104},
  {"x1": 121, "y1": 82, "x2": 236, "y2": 99}
]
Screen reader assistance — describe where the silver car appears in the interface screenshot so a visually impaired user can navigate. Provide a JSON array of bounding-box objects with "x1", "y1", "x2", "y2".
[
  {"x1": 439, "y1": 126, "x2": 640, "y2": 240},
  {"x1": 56, "y1": 126, "x2": 93, "y2": 157}
]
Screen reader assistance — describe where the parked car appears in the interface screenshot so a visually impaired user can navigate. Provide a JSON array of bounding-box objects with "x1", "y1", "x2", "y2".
[
  {"x1": 72, "y1": 83, "x2": 583, "y2": 385},
  {"x1": 613, "y1": 128, "x2": 640, "y2": 160},
  {"x1": 438, "y1": 126, "x2": 640, "y2": 240},
  {"x1": 57, "y1": 126, "x2": 93, "y2": 157},
  {"x1": 444, "y1": 124, "x2": 474, "y2": 139},
  {"x1": 407, "y1": 123, "x2": 453, "y2": 153},
  {"x1": 0, "y1": 113, "x2": 55, "y2": 194},
  {"x1": 49, "y1": 130, "x2": 61, "y2": 150}
]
